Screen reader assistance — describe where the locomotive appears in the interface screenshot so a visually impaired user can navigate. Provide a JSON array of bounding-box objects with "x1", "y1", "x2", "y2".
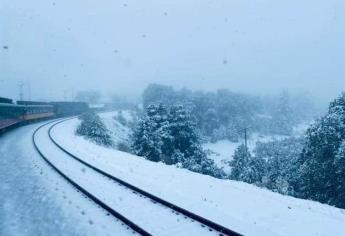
[{"x1": 0, "y1": 97, "x2": 89, "y2": 133}]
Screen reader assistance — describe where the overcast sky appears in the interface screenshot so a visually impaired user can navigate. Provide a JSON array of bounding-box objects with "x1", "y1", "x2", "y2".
[{"x1": 0, "y1": 0, "x2": 344, "y2": 102}]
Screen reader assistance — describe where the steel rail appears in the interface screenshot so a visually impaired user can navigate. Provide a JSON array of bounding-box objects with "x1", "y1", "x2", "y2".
[{"x1": 33, "y1": 121, "x2": 152, "y2": 236}]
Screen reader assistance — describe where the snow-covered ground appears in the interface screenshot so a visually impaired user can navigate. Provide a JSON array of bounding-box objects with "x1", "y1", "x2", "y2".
[
  {"x1": 100, "y1": 111, "x2": 133, "y2": 147},
  {"x1": 0, "y1": 121, "x2": 133, "y2": 236},
  {"x1": 51, "y1": 117, "x2": 345, "y2": 236}
]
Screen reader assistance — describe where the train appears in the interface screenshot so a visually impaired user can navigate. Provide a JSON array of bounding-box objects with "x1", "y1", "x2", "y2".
[{"x1": 0, "y1": 97, "x2": 89, "y2": 133}]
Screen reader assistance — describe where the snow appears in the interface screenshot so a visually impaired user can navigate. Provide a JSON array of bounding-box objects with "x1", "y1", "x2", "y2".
[
  {"x1": 51, "y1": 117, "x2": 345, "y2": 236},
  {"x1": 100, "y1": 111, "x2": 132, "y2": 146},
  {"x1": 203, "y1": 140, "x2": 237, "y2": 173},
  {"x1": 35, "y1": 121, "x2": 219, "y2": 235},
  {"x1": 0, "y1": 121, "x2": 134, "y2": 236}
]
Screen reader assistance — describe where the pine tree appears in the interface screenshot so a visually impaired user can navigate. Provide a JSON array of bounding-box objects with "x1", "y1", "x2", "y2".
[
  {"x1": 230, "y1": 145, "x2": 249, "y2": 181},
  {"x1": 297, "y1": 92, "x2": 345, "y2": 207},
  {"x1": 76, "y1": 111, "x2": 113, "y2": 147},
  {"x1": 166, "y1": 105, "x2": 199, "y2": 162},
  {"x1": 131, "y1": 104, "x2": 168, "y2": 162},
  {"x1": 230, "y1": 144, "x2": 263, "y2": 184}
]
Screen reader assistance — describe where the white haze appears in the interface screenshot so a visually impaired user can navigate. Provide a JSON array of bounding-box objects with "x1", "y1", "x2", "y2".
[{"x1": 0, "y1": 0, "x2": 344, "y2": 102}]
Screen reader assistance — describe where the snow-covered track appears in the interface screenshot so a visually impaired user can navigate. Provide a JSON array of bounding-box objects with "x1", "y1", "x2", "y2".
[
  {"x1": 33, "y1": 121, "x2": 151, "y2": 236},
  {"x1": 48, "y1": 119, "x2": 242, "y2": 236}
]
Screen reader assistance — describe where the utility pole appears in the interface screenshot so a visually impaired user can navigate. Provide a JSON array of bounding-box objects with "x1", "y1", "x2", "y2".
[
  {"x1": 239, "y1": 126, "x2": 251, "y2": 151},
  {"x1": 18, "y1": 81, "x2": 24, "y2": 101}
]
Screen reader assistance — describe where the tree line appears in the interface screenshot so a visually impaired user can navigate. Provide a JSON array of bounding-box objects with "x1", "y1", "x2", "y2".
[{"x1": 143, "y1": 84, "x2": 317, "y2": 142}]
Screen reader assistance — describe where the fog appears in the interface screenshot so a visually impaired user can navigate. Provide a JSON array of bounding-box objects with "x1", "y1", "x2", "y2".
[{"x1": 0, "y1": 0, "x2": 344, "y2": 102}]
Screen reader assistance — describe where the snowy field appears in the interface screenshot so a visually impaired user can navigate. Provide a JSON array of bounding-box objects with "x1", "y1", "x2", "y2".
[{"x1": 51, "y1": 116, "x2": 345, "y2": 236}]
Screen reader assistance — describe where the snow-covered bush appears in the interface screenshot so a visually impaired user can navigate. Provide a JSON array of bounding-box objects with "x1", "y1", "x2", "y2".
[{"x1": 76, "y1": 111, "x2": 113, "y2": 147}]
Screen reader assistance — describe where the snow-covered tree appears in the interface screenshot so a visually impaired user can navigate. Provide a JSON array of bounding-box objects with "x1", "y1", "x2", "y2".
[
  {"x1": 230, "y1": 144, "x2": 264, "y2": 184},
  {"x1": 297, "y1": 92, "x2": 345, "y2": 208},
  {"x1": 76, "y1": 111, "x2": 113, "y2": 147},
  {"x1": 254, "y1": 137, "x2": 304, "y2": 194},
  {"x1": 131, "y1": 104, "x2": 169, "y2": 162},
  {"x1": 132, "y1": 103, "x2": 224, "y2": 178}
]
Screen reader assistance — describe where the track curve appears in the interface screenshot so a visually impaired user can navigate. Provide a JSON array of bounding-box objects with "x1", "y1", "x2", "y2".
[
  {"x1": 48, "y1": 118, "x2": 242, "y2": 236},
  {"x1": 33, "y1": 120, "x2": 151, "y2": 236}
]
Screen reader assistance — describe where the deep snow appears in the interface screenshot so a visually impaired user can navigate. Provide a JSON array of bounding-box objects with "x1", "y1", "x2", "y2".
[{"x1": 51, "y1": 116, "x2": 345, "y2": 236}]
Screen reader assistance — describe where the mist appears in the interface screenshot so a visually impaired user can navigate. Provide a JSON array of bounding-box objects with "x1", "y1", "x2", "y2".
[{"x1": 0, "y1": 0, "x2": 344, "y2": 102}]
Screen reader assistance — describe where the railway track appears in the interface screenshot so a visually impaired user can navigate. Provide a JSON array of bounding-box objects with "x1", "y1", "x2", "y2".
[
  {"x1": 33, "y1": 120, "x2": 150, "y2": 236},
  {"x1": 33, "y1": 119, "x2": 242, "y2": 236}
]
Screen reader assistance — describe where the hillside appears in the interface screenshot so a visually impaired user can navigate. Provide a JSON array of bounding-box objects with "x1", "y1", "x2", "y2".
[{"x1": 50, "y1": 116, "x2": 345, "y2": 236}]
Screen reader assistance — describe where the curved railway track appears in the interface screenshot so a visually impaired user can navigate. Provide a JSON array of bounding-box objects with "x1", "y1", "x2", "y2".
[
  {"x1": 33, "y1": 119, "x2": 242, "y2": 236},
  {"x1": 33, "y1": 120, "x2": 151, "y2": 236}
]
